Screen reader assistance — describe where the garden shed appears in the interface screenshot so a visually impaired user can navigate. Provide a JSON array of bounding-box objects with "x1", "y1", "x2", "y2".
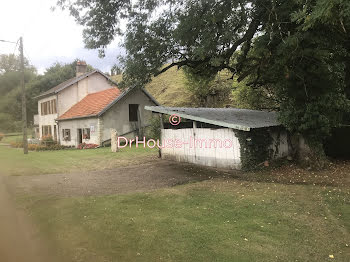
[{"x1": 145, "y1": 106, "x2": 291, "y2": 170}]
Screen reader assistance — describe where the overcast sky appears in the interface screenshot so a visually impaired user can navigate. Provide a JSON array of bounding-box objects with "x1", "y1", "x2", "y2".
[{"x1": 0, "y1": 0, "x2": 124, "y2": 74}]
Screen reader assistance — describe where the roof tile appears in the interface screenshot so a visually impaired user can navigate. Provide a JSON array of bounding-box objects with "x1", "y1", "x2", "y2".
[{"x1": 58, "y1": 88, "x2": 121, "y2": 120}]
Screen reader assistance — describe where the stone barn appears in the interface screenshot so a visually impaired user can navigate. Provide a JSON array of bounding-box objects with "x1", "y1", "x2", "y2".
[{"x1": 145, "y1": 106, "x2": 291, "y2": 170}]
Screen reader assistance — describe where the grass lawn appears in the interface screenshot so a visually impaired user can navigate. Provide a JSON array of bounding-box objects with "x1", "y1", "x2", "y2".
[
  {"x1": 1, "y1": 133, "x2": 22, "y2": 143},
  {"x1": 0, "y1": 144, "x2": 157, "y2": 176},
  {"x1": 2, "y1": 144, "x2": 349, "y2": 261},
  {"x1": 19, "y1": 180, "x2": 350, "y2": 262}
]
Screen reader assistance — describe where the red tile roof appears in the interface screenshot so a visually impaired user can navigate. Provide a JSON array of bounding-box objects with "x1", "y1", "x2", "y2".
[{"x1": 58, "y1": 88, "x2": 121, "y2": 120}]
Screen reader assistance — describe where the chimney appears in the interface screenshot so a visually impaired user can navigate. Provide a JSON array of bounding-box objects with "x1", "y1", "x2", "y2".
[{"x1": 76, "y1": 60, "x2": 87, "y2": 77}]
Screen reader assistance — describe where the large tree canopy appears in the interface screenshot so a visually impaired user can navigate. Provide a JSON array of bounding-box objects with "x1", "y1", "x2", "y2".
[
  {"x1": 57, "y1": 0, "x2": 350, "y2": 162},
  {"x1": 57, "y1": 0, "x2": 273, "y2": 85}
]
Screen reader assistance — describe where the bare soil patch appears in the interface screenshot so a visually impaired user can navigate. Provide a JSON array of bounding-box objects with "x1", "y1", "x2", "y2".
[
  {"x1": 7, "y1": 158, "x2": 350, "y2": 199},
  {"x1": 7, "y1": 159, "x2": 228, "y2": 197},
  {"x1": 0, "y1": 176, "x2": 57, "y2": 262}
]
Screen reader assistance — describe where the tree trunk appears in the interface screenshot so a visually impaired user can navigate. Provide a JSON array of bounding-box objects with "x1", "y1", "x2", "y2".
[{"x1": 295, "y1": 135, "x2": 329, "y2": 169}]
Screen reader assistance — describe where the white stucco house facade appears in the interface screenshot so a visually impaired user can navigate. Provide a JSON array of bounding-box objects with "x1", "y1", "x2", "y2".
[{"x1": 35, "y1": 61, "x2": 159, "y2": 147}]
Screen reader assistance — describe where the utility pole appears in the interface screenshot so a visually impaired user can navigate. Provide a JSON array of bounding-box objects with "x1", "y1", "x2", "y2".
[{"x1": 19, "y1": 37, "x2": 28, "y2": 154}]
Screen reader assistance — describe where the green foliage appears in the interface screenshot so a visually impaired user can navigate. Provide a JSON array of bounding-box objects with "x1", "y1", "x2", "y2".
[
  {"x1": 147, "y1": 115, "x2": 161, "y2": 140},
  {"x1": 0, "y1": 54, "x2": 36, "y2": 132},
  {"x1": 57, "y1": 0, "x2": 271, "y2": 87},
  {"x1": 184, "y1": 68, "x2": 233, "y2": 107},
  {"x1": 58, "y1": 0, "x2": 350, "y2": 161},
  {"x1": 245, "y1": 21, "x2": 349, "y2": 142},
  {"x1": 0, "y1": 58, "x2": 93, "y2": 132},
  {"x1": 10, "y1": 141, "x2": 72, "y2": 151},
  {"x1": 231, "y1": 80, "x2": 278, "y2": 110},
  {"x1": 0, "y1": 54, "x2": 35, "y2": 74},
  {"x1": 233, "y1": 0, "x2": 350, "y2": 161},
  {"x1": 235, "y1": 129, "x2": 273, "y2": 170}
]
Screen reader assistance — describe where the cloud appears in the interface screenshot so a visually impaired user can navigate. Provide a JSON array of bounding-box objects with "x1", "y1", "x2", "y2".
[{"x1": 0, "y1": 0, "x2": 124, "y2": 74}]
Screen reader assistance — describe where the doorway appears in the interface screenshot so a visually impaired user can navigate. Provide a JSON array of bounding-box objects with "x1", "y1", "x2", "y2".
[
  {"x1": 77, "y1": 129, "x2": 82, "y2": 144},
  {"x1": 54, "y1": 125, "x2": 57, "y2": 141}
]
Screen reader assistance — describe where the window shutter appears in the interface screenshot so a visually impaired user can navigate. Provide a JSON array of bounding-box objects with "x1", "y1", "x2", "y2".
[{"x1": 53, "y1": 99, "x2": 57, "y2": 114}]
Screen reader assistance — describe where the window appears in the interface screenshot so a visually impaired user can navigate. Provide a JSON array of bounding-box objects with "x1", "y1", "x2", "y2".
[
  {"x1": 53, "y1": 99, "x2": 57, "y2": 113},
  {"x1": 129, "y1": 104, "x2": 139, "y2": 122},
  {"x1": 83, "y1": 128, "x2": 90, "y2": 140},
  {"x1": 42, "y1": 125, "x2": 52, "y2": 137},
  {"x1": 40, "y1": 99, "x2": 57, "y2": 115},
  {"x1": 62, "y1": 129, "x2": 71, "y2": 141}
]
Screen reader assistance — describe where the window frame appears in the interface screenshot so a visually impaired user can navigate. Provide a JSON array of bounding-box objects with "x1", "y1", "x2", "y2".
[
  {"x1": 129, "y1": 104, "x2": 139, "y2": 122},
  {"x1": 62, "y1": 129, "x2": 71, "y2": 141},
  {"x1": 42, "y1": 125, "x2": 52, "y2": 137},
  {"x1": 40, "y1": 99, "x2": 57, "y2": 115},
  {"x1": 83, "y1": 128, "x2": 90, "y2": 140}
]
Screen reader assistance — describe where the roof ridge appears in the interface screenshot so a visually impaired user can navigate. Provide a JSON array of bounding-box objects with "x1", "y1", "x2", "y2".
[
  {"x1": 86, "y1": 87, "x2": 119, "y2": 96},
  {"x1": 35, "y1": 70, "x2": 119, "y2": 99}
]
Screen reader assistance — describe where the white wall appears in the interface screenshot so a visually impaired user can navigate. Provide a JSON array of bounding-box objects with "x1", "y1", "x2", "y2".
[
  {"x1": 161, "y1": 128, "x2": 241, "y2": 169},
  {"x1": 57, "y1": 72, "x2": 116, "y2": 116},
  {"x1": 101, "y1": 89, "x2": 157, "y2": 142},
  {"x1": 37, "y1": 72, "x2": 116, "y2": 140},
  {"x1": 58, "y1": 118, "x2": 99, "y2": 147},
  {"x1": 37, "y1": 94, "x2": 58, "y2": 139}
]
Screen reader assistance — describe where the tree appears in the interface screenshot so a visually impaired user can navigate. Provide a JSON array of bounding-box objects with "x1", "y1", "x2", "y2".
[
  {"x1": 56, "y1": 0, "x2": 272, "y2": 86},
  {"x1": 236, "y1": 0, "x2": 349, "y2": 165},
  {"x1": 293, "y1": 0, "x2": 350, "y2": 121},
  {"x1": 110, "y1": 64, "x2": 122, "y2": 76},
  {"x1": 0, "y1": 54, "x2": 36, "y2": 132},
  {"x1": 184, "y1": 68, "x2": 233, "y2": 107},
  {"x1": 57, "y1": 0, "x2": 350, "y2": 164}
]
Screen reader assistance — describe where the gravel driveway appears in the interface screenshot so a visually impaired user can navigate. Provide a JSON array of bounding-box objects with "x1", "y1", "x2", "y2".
[{"x1": 7, "y1": 159, "x2": 228, "y2": 197}]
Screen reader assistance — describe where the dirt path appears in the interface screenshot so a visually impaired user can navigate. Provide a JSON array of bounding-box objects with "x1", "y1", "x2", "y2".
[
  {"x1": 0, "y1": 175, "x2": 55, "y2": 262},
  {"x1": 8, "y1": 159, "x2": 229, "y2": 197}
]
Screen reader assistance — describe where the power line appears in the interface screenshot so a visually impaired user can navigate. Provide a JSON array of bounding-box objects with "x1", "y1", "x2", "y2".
[
  {"x1": 13, "y1": 38, "x2": 20, "y2": 55},
  {"x1": 23, "y1": 47, "x2": 34, "y2": 66},
  {"x1": 0, "y1": 39, "x2": 17, "y2": 44}
]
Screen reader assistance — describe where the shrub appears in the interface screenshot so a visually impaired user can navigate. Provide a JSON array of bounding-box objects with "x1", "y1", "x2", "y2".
[
  {"x1": 0, "y1": 133, "x2": 4, "y2": 141},
  {"x1": 10, "y1": 141, "x2": 72, "y2": 151},
  {"x1": 41, "y1": 135, "x2": 56, "y2": 144},
  {"x1": 146, "y1": 115, "x2": 165, "y2": 140},
  {"x1": 28, "y1": 144, "x2": 72, "y2": 151},
  {"x1": 10, "y1": 141, "x2": 23, "y2": 148},
  {"x1": 42, "y1": 135, "x2": 54, "y2": 142},
  {"x1": 77, "y1": 143, "x2": 99, "y2": 149}
]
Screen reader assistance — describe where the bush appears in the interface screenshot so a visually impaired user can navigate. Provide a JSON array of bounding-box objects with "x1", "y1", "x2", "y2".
[
  {"x1": 10, "y1": 141, "x2": 23, "y2": 148},
  {"x1": 30, "y1": 144, "x2": 72, "y2": 151},
  {"x1": 41, "y1": 135, "x2": 56, "y2": 145},
  {"x1": 10, "y1": 141, "x2": 72, "y2": 151},
  {"x1": 0, "y1": 133, "x2": 4, "y2": 141},
  {"x1": 77, "y1": 143, "x2": 99, "y2": 149},
  {"x1": 146, "y1": 115, "x2": 163, "y2": 140}
]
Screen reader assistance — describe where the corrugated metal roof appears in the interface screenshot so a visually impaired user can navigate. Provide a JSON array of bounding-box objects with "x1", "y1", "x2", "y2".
[{"x1": 145, "y1": 106, "x2": 280, "y2": 131}]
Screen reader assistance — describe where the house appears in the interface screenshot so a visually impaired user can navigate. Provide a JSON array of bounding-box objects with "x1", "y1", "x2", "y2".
[
  {"x1": 35, "y1": 61, "x2": 159, "y2": 147},
  {"x1": 145, "y1": 106, "x2": 291, "y2": 169}
]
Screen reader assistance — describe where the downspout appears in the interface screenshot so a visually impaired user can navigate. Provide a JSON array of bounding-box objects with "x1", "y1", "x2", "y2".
[{"x1": 56, "y1": 94, "x2": 60, "y2": 144}]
